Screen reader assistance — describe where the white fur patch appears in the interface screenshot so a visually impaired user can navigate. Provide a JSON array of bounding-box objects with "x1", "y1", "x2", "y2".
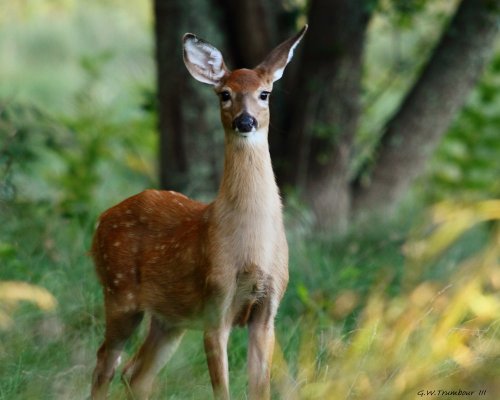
[
  {"x1": 272, "y1": 67, "x2": 285, "y2": 82},
  {"x1": 287, "y1": 39, "x2": 301, "y2": 64},
  {"x1": 236, "y1": 128, "x2": 267, "y2": 146}
]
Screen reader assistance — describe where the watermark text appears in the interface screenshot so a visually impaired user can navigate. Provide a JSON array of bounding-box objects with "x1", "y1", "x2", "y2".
[{"x1": 417, "y1": 389, "x2": 487, "y2": 397}]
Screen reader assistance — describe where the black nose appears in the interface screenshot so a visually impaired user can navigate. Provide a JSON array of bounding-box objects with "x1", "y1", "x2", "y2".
[{"x1": 232, "y1": 113, "x2": 257, "y2": 133}]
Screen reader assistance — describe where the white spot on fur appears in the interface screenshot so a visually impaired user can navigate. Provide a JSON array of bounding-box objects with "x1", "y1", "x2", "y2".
[
  {"x1": 121, "y1": 305, "x2": 132, "y2": 313},
  {"x1": 174, "y1": 199, "x2": 185, "y2": 208},
  {"x1": 113, "y1": 241, "x2": 121, "y2": 247}
]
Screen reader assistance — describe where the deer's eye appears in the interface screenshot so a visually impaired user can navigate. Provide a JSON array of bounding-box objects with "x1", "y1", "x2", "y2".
[
  {"x1": 259, "y1": 91, "x2": 270, "y2": 101},
  {"x1": 219, "y1": 91, "x2": 231, "y2": 102}
]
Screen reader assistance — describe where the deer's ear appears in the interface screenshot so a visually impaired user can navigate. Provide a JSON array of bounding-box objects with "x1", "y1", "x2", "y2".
[
  {"x1": 256, "y1": 25, "x2": 308, "y2": 82},
  {"x1": 183, "y1": 33, "x2": 229, "y2": 85}
]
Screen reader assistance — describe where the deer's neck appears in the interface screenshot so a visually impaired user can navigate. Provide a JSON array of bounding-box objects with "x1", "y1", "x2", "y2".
[
  {"x1": 214, "y1": 129, "x2": 281, "y2": 215},
  {"x1": 208, "y1": 128, "x2": 285, "y2": 271}
]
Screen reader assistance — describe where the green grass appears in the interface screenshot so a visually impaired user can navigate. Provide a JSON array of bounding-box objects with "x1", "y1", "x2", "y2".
[{"x1": 2, "y1": 198, "x2": 499, "y2": 399}]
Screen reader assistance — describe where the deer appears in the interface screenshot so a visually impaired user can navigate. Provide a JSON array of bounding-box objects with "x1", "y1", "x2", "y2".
[{"x1": 90, "y1": 25, "x2": 307, "y2": 400}]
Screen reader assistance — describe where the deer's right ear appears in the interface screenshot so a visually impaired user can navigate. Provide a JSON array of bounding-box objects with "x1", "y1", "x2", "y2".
[{"x1": 183, "y1": 33, "x2": 228, "y2": 85}]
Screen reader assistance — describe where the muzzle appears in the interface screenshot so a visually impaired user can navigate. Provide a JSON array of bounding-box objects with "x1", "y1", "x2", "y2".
[{"x1": 232, "y1": 113, "x2": 257, "y2": 133}]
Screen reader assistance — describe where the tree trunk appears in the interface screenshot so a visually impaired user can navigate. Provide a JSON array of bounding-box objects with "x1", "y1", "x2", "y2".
[
  {"x1": 155, "y1": 0, "x2": 190, "y2": 191},
  {"x1": 352, "y1": 0, "x2": 500, "y2": 217},
  {"x1": 155, "y1": 0, "x2": 224, "y2": 194},
  {"x1": 212, "y1": 0, "x2": 275, "y2": 69},
  {"x1": 281, "y1": 0, "x2": 371, "y2": 231}
]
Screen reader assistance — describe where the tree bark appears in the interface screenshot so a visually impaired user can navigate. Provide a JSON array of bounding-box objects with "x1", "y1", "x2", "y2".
[
  {"x1": 281, "y1": 0, "x2": 372, "y2": 231},
  {"x1": 352, "y1": 0, "x2": 500, "y2": 217},
  {"x1": 212, "y1": 0, "x2": 275, "y2": 69},
  {"x1": 155, "y1": 0, "x2": 190, "y2": 191}
]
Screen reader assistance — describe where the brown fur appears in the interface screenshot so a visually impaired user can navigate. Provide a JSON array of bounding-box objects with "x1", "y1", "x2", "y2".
[{"x1": 221, "y1": 68, "x2": 266, "y2": 92}]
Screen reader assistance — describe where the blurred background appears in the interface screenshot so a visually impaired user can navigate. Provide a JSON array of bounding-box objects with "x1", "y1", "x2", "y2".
[{"x1": 1, "y1": 0, "x2": 499, "y2": 399}]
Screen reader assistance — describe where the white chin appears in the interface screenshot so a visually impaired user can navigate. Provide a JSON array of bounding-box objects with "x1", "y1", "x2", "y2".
[
  {"x1": 234, "y1": 128, "x2": 266, "y2": 145},
  {"x1": 235, "y1": 127, "x2": 257, "y2": 138}
]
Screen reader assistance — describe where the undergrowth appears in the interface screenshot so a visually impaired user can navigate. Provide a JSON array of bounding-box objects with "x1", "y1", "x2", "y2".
[{"x1": 1, "y1": 199, "x2": 499, "y2": 399}]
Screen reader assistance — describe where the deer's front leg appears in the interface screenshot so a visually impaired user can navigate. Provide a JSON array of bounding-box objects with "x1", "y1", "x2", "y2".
[
  {"x1": 204, "y1": 326, "x2": 230, "y2": 400},
  {"x1": 248, "y1": 302, "x2": 276, "y2": 400}
]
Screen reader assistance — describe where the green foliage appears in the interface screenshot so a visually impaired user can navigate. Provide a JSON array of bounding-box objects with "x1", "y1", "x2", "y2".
[
  {"x1": 0, "y1": 0, "x2": 157, "y2": 220},
  {"x1": 0, "y1": 0, "x2": 152, "y2": 115},
  {"x1": 426, "y1": 53, "x2": 500, "y2": 201},
  {"x1": 0, "y1": 102, "x2": 67, "y2": 202},
  {"x1": 357, "y1": 0, "x2": 457, "y2": 178},
  {"x1": 378, "y1": 0, "x2": 437, "y2": 27}
]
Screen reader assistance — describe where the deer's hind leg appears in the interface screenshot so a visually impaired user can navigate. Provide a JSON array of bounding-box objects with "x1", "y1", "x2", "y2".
[
  {"x1": 122, "y1": 316, "x2": 185, "y2": 400},
  {"x1": 91, "y1": 294, "x2": 144, "y2": 400}
]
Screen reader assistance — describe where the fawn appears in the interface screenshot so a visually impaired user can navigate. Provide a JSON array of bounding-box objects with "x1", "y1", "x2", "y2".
[{"x1": 90, "y1": 25, "x2": 307, "y2": 400}]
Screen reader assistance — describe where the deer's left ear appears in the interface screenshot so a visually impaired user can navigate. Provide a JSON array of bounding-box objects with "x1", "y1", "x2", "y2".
[{"x1": 256, "y1": 25, "x2": 308, "y2": 82}]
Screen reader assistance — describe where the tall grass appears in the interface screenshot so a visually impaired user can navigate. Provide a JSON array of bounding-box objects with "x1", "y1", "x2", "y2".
[
  {"x1": 273, "y1": 201, "x2": 500, "y2": 400},
  {"x1": 1, "y1": 200, "x2": 499, "y2": 399}
]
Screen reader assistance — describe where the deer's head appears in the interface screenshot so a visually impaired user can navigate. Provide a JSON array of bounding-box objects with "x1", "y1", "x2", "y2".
[{"x1": 183, "y1": 26, "x2": 307, "y2": 142}]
